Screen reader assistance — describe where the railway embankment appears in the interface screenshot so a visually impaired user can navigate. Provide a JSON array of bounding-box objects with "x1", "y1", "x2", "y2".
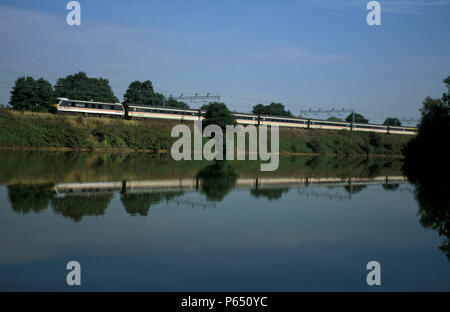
[{"x1": 0, "y1": 109, "x2": 412, "y2": 156}]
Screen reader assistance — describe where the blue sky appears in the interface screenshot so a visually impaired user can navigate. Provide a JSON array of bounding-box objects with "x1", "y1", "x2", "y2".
[{"x1": 0, "y1": 0, "x2": 449, "y2": 123}]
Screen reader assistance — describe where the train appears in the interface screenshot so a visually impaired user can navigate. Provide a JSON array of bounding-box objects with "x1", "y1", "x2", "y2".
[{"x1": 50, "y1": 97, "x2": 418, "y2": 135}]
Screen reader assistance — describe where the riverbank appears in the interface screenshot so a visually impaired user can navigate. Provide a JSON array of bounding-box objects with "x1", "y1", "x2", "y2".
[{"x1": 0, "y1": 109, "x2": 412, "y2": 156}]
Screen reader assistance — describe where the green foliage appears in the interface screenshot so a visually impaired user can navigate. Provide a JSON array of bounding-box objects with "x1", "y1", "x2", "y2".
[
  {"x1": 327, "y1": 116, "x2": 344, "y2": 122},
  {"x1": 403, "y1": 76, "x2": 450, "y2": 260},
  {"x1": 0, "y1": 109, "x2": 411, "y2": 157},
  {"x1": 250, "y1": 188, "x2": 289, "y2": 200},
  {"x1": 7, "y1": 184, "x2": 53, "y2": 214},
  {"x1": 121, "y1": 191, "x2": 182, "y2": 216},
  {"x1": 0, "y1": 110, "x2": 176, "y2": 150},
  {"x1": 0, "y1": 110, "x2": 92, "y2": 148},
  {"x1": 165, "y1": 97, "x2": 189, "y2": 108},
  {"x1": 404, "y1": 76, "x2": 450, "y2": 185},
  {"x1": 123, "y1": 80, "x2": 165, "y2": 106},
  {"x1": 0, "y1": 152, "x2": 406, "y2": 188},
  {"x1": 54, "y1": 72, "x2": 119, "y2": 103},
  {"x1": 345, "y1": 113, "x2": 369, "y2": 124},
  {"x1": 51, "y1": 194, "x2": 112, "y2": 222},
  {"x1": 90, "y1": 119, "x2": 174, "y2": 151},
  {"x1": 202, "y1": 102, "x2": 236, "y2": 132},
  {"x1": 278, "y1": 127, "x2": 410, "y2": 156},
  {"x1": 9, "y1": 76, "x2": 54, "y2": 112},
  {"x1": 196, "y1": 162, "x2": 238, "y2": 201},
  {"x1": 383, "y1": 117, "x2": 402, "y2": 126},
  {"x1": 415, "y1": 181, "x2": 450, "y2": 261},
  {"x1": 252, "y1": 102, "x2": 293, "y2": 117}
]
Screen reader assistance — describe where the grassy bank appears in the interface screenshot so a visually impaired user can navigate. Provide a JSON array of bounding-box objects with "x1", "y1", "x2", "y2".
[{"x1": 0, "y1": 109, "x2": 412, "y2": 155}]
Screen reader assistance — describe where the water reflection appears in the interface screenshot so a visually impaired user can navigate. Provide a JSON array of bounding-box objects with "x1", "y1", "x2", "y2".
[
  {"x1": 404, "y1": 162, "x2": 450, "y2": 261},
  {"x1": 51, "y1": 194, "x2": 113, "y2": 222},
  {"x1": 382, "y1": 183, "x2": 400, "y2": 191},
  {"x1": 196, "y1": 162, "x2": 238, "y2": 201},
  {"x1": 7, "y1": 184, "x2": 53, "y2": 214},
  {"x1": 121, "y1": 192, "x2": 183, "y2": 216},
  {"x1": 250, "y1": 188, "x2": 289, "y2": 201},
  {"x1": 1, "y1": 151, "x2": 450, "y2": 290},
  {"x1": 2, "y1": 152, "x2": 447, "y2": 256},
  {"x1": 1, "y1": 151, "x2": 415, "y2": 223}
]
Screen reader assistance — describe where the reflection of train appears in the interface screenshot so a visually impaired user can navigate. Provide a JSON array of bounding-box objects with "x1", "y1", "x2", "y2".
[
  {"x1": 51, "y1": 97, "x2": 417, "y2": 135},
  {"x1": 53, "y1": 176, "x2": 409, "y2": 197}
]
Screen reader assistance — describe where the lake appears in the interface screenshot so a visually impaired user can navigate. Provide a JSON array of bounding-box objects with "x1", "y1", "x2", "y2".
[{"x1": 0, "y1": 151, "x2": 449, "y2": 291}]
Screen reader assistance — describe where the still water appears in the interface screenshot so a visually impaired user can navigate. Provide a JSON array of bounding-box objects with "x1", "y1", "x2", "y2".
[{"x1": 0, "y1": 151, "x2": 449, "y2": 291}]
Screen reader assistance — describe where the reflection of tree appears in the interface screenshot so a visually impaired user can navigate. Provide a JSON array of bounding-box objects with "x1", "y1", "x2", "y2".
[
  {"x1": 51, "y1": 194, "x2": 112, "y2": 222},
  {"x1": 382, "y1": 184, "x2": 399, "y2": 191},
  {"x1": 414, "y1": 182, "x2": 450, "y2": 261},
  {"x1": 404, "y1": 150, "x2": 450, "y2": 260},
  {"x1": 343, "y1": 184, "x2": 367, "y2": 195},
  {"x1": 196, "y1": 162, "x2": 238, "y2": 201},
  {"x1": 121, "y1": 191, "x2": 183, "y2": 216},
  {"x1": 7, "y1": 184, "x2": 53, "y2": 214},
  {"x1": 250, "y1": 188, "x2": 289, "y2": 201},
  {"x1": 367, "y1": 164, "x2": 381, "y2": 178}
]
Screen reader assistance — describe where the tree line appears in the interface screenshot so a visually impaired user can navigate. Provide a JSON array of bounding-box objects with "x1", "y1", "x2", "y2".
[
  {"x1": 5, "y1": 71, "x2": 401, "y2": 125},
  {"x1": 7, "y1": 71, "x2": 188, "y2": 112}
]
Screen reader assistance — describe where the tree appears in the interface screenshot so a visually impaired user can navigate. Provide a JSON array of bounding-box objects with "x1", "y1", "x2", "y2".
[
  {"x1": 345, "y1": 112, "x2": 369, "y2": 124},
  {"x1": 327, "y1": 116, "x2": 343, "y2": 122},
  {"x1": 9, "y1": 76, "x2": 54, "y2": 112},
  {"x1": 54, "y1": 71, "x2": 119, "y2": 103},
  {"x1": 383, "y1": 117, "x2": 402, "y2": 126},
  {"x1": 404, "y1": 76, "x2": 450, "y2": 186},
  {"x1": 123, "y1": 80, "x2": 165, "y2": 106},
  {"x1": 201, "y1": 102, "x2": 236, "y2": 132},
  {"x1": 165, "y1": 97, "x2": 189, "y2": 109},
  {"x1": 252, "y1": 102, "x2": 293, "y2": 117},
  {"x1": 402, "y1": 77, "x2": 450, "y2": 261}
]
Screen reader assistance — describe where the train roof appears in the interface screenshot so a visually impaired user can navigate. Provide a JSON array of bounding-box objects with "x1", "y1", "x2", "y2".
[
  {"x1": 56, "y1": 97, "x2": 122, "y2": 105},
  {"x1": 127, "y1": 104, "x2": 200, "y2": 112}
]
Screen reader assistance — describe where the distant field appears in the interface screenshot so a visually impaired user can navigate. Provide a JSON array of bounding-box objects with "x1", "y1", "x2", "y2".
[{"x1": 0, "y1": 109, "x2": 411, "y2": 156}]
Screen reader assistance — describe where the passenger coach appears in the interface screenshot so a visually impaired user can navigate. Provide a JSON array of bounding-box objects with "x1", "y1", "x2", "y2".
[{"x1": 51, "y1": 97, "x2": 125, "y2": 117}]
